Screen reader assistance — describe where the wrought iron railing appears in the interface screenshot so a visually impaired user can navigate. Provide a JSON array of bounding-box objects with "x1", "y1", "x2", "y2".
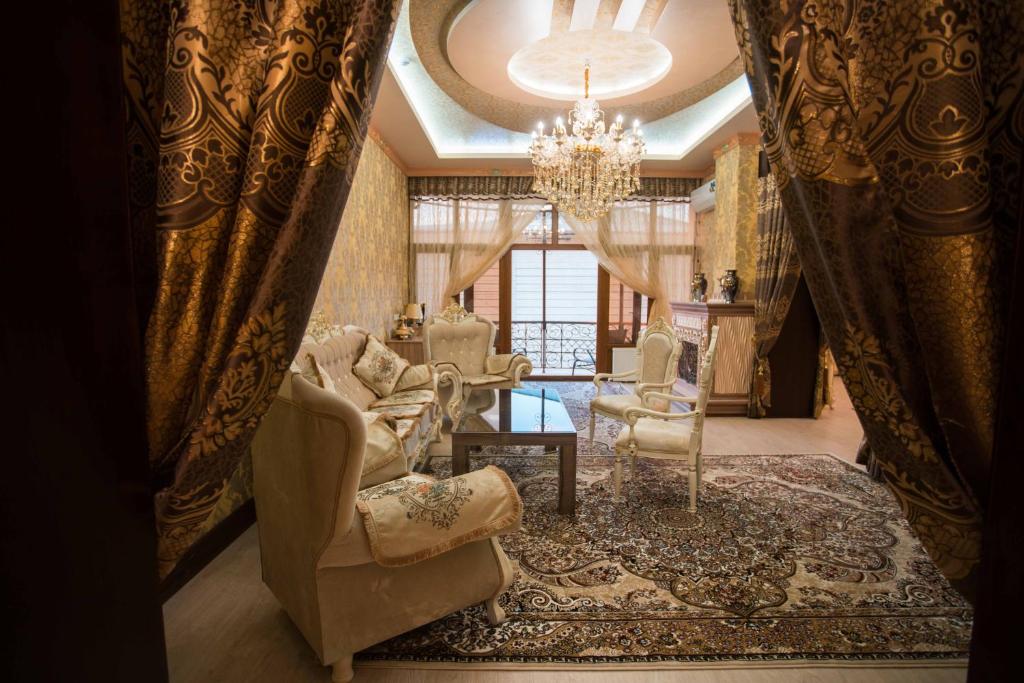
[{"x1": 511, "y1": 321, "x2": 597, "y2": 372}]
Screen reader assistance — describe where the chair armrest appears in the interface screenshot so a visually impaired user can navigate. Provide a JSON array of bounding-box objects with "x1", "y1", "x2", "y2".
[
  {"x1": 637, "y1": 380, "x2": 676, "y2": 394},
  {"x1": 592, "y1": 370, "x2": 639, "y2": 394},
  {"x1": 354, "y1": 466, "x2": 523, "y2": 567},
  {"x1": 485, "y1": 354, "x2": 532, "y2": 384},
  {"x1": 641, "y1": 391, "x2": 697, "y2": 408},
  {"x1": 433, "y1": 367, "x2": 463, "y2": 422},
  {"x1": 623, "y1": 406, "x2": 700, "y2": 426}
]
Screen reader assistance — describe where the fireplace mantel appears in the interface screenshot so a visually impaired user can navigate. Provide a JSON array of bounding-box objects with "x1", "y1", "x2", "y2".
[{"x1": 670, "y1": 301, "x2": 755, "y2": 416}]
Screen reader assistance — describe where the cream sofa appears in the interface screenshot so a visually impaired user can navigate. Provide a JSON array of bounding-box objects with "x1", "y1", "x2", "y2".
[
  {"x1": 423, "y1": 305, "x2": 532, "y2": 416},
  {"x1": 253, "y1": 372, "x2": 521, "y2": 681},
  {"x1": 297, "y1": 325, "x2": 450, "y2": 466}
]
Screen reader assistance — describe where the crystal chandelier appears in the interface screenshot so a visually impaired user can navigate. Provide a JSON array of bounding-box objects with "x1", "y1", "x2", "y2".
[{"x1": 529, "y1": 63, "x2": 645, "y2": 221}]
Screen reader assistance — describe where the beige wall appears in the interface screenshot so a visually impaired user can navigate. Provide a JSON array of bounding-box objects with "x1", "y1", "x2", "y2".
[
  {"x1": 695, "y1": 138, "x2": 759, "y2": 302},
  {"x1": 313, "y1": 136, "x2": 409, "y2": 338}
]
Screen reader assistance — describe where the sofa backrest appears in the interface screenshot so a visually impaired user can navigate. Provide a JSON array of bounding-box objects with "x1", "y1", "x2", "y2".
[
  {"x1": 298, "y1": 325, "x2": 377, "y2": 409},
  {"x1": 251, "y1": 372, "x2": 367, "y2": 658}
]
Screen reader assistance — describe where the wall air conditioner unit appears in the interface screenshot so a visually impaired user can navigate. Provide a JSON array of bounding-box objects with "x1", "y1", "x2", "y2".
[
  {"x1": 689, "y1": 178, "x2": 716, "y2": 213},
  {"x1": 612, "y1": 347, "x2": 638, "y2": 375}
]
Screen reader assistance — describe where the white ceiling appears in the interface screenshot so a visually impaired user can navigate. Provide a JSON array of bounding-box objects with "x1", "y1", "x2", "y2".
[{"x1": 370, "y1": 0, "x2": 760, "y2": 175}]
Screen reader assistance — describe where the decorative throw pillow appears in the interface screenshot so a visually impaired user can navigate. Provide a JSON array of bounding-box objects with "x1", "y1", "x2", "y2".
[
  {"x1": 353, "y1": 336, "x2": 409, "y2": 397},
  {"x1": 295, "y1": 352, "x2": 338, "y2": 395}
]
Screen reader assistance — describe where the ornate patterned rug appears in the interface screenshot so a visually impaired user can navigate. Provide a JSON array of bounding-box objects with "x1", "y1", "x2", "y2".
[{"x1": 360, "y1": 383, "x2": 971, "y2": 666}]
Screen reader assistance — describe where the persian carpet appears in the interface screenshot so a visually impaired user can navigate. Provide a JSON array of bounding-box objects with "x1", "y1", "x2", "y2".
[{"x1": 360, "y1": 382, "x2": 971, "y2": 665}]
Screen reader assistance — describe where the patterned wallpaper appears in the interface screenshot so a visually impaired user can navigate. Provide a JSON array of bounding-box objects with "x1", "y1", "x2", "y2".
[
  {"x1": 699, "y1": 141, "x2": 760, "y2": 301},
  {"x1": 314, "y1": 136, "x2": 409, "y2": 337}
]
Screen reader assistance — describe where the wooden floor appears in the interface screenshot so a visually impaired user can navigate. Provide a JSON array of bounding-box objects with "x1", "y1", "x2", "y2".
[{"x1": 163, "y1": 380, "x2": 967, "y2": 683}]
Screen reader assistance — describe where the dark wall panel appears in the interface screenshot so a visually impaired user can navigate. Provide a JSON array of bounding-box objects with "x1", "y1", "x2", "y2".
[{"x1": 0, "y1": 2, "x2": 168, "y2": 681}]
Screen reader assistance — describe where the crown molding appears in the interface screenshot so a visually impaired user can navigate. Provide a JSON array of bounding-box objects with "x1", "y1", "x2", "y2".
[
  {"x1": 712, "y1": 132, "x2": 763, "y2": 159},
  {"x1": 367, "y1": 126, "x2": 410, "y2": 176}
]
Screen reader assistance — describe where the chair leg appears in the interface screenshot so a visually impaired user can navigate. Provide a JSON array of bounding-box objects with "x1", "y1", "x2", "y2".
[
  {"x1": 688, "y1": 460, "x2": 698, "y2": 513},
  {"x1": 485, "y1": 596, "x2": 507, "y2": 625},
  {"x1": 614, "y1": 451, "x2": 623, "y2": 501},
  {"x1": 696, "y1": 451, "x2": 703, "y2": 487},
  {"x1": 331, "y1": 653, "x2": 354, "y2": 683},
  {"x1": 589, "y1": 413, "x2": 596, "y2": 443},
  {"x1": 629, "y1": 453, "x2": 637, "y2": 481}
]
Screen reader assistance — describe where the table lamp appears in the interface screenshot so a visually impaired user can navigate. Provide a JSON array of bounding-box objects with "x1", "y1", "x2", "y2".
[{"x1": 403, "y1": 303, "x2": 422, "y2": 327}]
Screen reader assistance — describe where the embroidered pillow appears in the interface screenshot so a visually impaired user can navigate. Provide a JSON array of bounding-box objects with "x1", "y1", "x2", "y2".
[
  {"x1": 353, "y1": 336, "x2": 409, "y2": 397},
  {"x1": 295, "y1": 352, "x2": 338, "y2": 394}
]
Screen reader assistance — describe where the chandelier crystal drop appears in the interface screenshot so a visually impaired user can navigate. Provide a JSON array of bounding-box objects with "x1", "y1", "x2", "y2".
[{"x1": 529, "y1": 63, "x2": 645, "y2": 221}]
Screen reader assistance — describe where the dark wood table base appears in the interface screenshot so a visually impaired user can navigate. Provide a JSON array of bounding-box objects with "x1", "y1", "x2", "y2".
[{"x1": 452, "y1": 434, "x2": 577, "y2": 515}]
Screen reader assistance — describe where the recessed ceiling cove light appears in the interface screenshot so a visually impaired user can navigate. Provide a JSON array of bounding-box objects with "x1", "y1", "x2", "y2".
[{"x1": 507, "y1": 29, "x2": 672, "y2": 101}]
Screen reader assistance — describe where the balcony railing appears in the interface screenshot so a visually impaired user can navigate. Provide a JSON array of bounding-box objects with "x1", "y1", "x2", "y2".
[{"x1": 511, "y1": 321, "x2": 596, "y2": 373}]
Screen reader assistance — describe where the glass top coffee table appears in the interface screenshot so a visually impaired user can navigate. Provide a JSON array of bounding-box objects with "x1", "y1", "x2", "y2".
[{"x1": 452, "y1": 387, "x2": 578, "y2": 515}]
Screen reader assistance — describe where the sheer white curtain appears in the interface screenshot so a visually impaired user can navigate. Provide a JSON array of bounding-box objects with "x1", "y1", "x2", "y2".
[
  {"x1": 412, "y1": 198, "x2": 542, "y2": 315},
  {"x1": 562, "y1": 200, "x2": 695, "y2": 322}
]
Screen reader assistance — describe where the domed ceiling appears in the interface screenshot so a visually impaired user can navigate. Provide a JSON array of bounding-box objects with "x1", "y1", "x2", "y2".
[{"x1": 373, "y1": 0, "x2": 758, "y2": 173}]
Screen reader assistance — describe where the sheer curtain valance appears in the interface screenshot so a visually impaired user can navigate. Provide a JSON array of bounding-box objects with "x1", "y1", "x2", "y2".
[
  {"x1": 412, "y1": 198, "x2": 542, "y2": 315},
  {"x1": 562, "y1": 201, "x2": 696, "y2": 322}
]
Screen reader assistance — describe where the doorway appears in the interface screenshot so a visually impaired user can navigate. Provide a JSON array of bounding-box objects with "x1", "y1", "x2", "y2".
[{"x1": 461, "y1": 205, "x2": 652, "y2": 380}]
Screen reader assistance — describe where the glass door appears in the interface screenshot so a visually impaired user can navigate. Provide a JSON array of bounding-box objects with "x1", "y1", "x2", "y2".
[{"x1": 510, "y1": 248, "x2": 598, "y2": 375}]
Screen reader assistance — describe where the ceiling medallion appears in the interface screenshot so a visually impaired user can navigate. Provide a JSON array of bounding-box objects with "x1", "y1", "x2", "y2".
[{"x1": 529, "y1": 63, "x2": 645, "y2": 221}]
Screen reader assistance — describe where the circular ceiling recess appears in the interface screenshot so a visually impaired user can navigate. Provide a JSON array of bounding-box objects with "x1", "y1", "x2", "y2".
[
  {"x1": 507, "y1": 30, "x2": 672, "y2": 102},
  {"x1": 416, "y1": 0, "x2": 744, "y2": 132}
]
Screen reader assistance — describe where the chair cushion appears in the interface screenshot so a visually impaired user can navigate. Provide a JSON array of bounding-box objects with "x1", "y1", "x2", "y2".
[
  {"x1": 615, "y1": 418, "x2": 693, "y2": 455},
  {"x1": 294, "y1": 352, "x2": 338, "y2": 394},
  {"x1": 591, "y1": 393, "x2": 642, "y2": 417},
  {"x1": 354, "y1": 336, "x2": 409, "y2": 397},
  {"x1": 463, "y1": 374, "x2": 510, "y2": 387},
  {"x1": 369, "y1": 389, "x2": 436, "y2": 409}
]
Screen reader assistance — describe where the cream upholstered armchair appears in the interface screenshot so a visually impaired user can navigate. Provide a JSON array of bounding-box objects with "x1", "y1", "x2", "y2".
[
  {"x1": 613, "y1": 326, "x2": 720, "y2": 511},
  {"x1": 423, "y1": 304, "x2": 532, "y2": 417},
  {"x1": 252, "y1": 371, "x2": 521, "y2": 682},
  {"x1": 589, "y1": 317, "x2": 683, "y2": 442}
]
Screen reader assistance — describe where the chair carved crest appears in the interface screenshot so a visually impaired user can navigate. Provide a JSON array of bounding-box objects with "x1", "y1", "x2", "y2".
[
  {"x1": 438, "y1": 303, "x2": 471, "y2": 323},
  {"x1": 642, "y1": 316, "x2": 676, "y2": 341}
]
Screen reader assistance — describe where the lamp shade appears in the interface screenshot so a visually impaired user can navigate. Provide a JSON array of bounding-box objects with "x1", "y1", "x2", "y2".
[{"x1": 404, "y1": 303, "x2": 422, "y2": 320}]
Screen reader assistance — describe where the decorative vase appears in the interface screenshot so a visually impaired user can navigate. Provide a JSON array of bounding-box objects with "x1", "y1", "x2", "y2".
[
  {"x1": 719, "y1": 269, "x2": 739, "y2": 303},
  {"x1": 691, "y1": 272, "x2": 708, "y2": 302}
]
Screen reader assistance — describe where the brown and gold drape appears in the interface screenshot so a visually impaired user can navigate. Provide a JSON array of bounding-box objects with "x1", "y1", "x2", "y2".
[
  {"x1": 728, "y1": 0, "x2": 1023, "y2": 597},
  {"x1": 121, "y1": 0, "x2": 398, "y2": 578},
  {"x1": 749, "y1": 172, "x2": 802, "y2": 417}
]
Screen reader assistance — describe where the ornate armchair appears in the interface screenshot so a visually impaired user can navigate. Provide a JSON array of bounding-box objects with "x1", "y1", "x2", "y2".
[
  {"x1": 252, "y1": 371, "x2": 522, "y2": 682},
  {"x1": 589, "y1": 317, "x2": 683, "y2": 442},
  {"x1": 613, "y1": 326, "x2": 720, "y2": 511},
  {"x1": 423, "y1": 304, "x2": 532, "y2": 419}
]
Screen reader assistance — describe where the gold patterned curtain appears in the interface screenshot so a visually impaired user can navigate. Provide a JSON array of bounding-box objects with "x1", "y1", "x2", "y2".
[
  {"x1": 121, "y1": 0, "x2": 398, "y2": 578},
  {"x1": 728, "y1": 0, "x2": 1024, "y2": 599},
  {"x1": 749, "y1": 172, "x2": 802, "y2": 417}
]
